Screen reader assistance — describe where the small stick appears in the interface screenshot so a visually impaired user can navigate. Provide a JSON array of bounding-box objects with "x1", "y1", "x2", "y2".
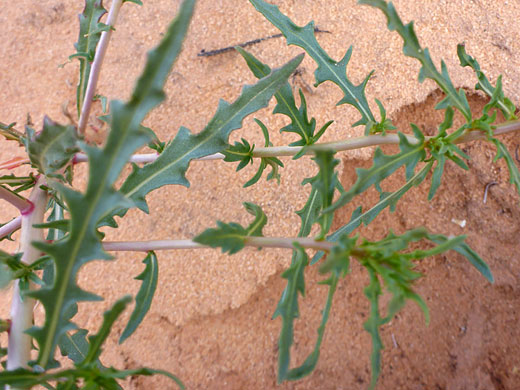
[
  {"x1": 391, "y1": 333, "x2": 398, "y2": 349},
  {"x1": 198, "y1": 27, "x2": 330, "y2": 57},
  {"x1": 483, "y1": 181, "x2": 498, "y2": 204}
]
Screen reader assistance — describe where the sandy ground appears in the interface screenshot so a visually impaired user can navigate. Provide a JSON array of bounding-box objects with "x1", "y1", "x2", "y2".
[{"x1": 1, "y1": 0, "x2": 520, "y2": 389}]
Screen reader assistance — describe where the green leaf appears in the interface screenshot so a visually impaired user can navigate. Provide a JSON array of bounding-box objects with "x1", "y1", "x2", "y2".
[
  {"x1": 457, "y1": 44, "x2": 516, "y2": 120},
  {"x1": 0, "y1": 250, "x2": 18, "y2": 289},
  {"x1": 120, "y1": 53, "x2": 303, "y2": 212},
  {"x1": 82, "y1": 296, "x2": 132, "y2": 366},
  {"x1": 363, "y1": 268, "x2": 384, "y2": 390},
  {"x1": 311, "y1": 161, "x2": 434, "y2": 266},
  {"x1": 193, "y1": 202, "x2": 267, "y2": 254},
  {"x1": 73, "y1": 0, "x2": 107, "y2": 116},
  {"x1": 273, "y1": 244, "x2": 308, "y2": 382},
  {"x1": 237, "y1": 47, "x2": 333, "y2": 147},
  {"x1": 27, "y1": 117, "x2": 79, "y2": 177},
  {"x1": 58, "y1": 329, "x2": 90, "y2": 365},
  {"x1": 27, "y1": 0, "x2": 196, "y2": 369},
  {"x1": 368, "y1": 99, "x2": 397, "y2": 136},
  {"x1": 360, "y1": 0, "x2": 472, "y2": 122},
  {"x1": 285, "y1": 272, "x2": 339, "y2": 381},
  {"x1": 250, "y1": 0, "x2": 376, "y2": 129},
  {"x1": 275, "y1": 237, "x2": 354, "y2": 383},
  {"x1": 325, "y1": 129, "x2": 426, "y2": 213},
  {"x1": 489, "y1": 138, "x2": 520, "y2": 197},
  {"x1": 428, "y1": 156, "x2": 445, "y2": 200},
  {"x1": 295, "y1": 187, "x2": 321, "y2": 238},
  {"x1": 304, "y1": 151, "x2": 340, "y2": 239},
  {"x1": 0, "y1": 366, "x2": 183, "y2": 390},
  {"x1": 346, "y1": 228, "x2": 486, "y2": 389},
  {"x1": 223, "y1": 119, "x2": 284, "y2": 187},
  {"x1": 428, "y1": 234, "x2": 493, "y2": 283},
  {"x1": 119, "y1": 252, "x2": 159, "y2": 344}
]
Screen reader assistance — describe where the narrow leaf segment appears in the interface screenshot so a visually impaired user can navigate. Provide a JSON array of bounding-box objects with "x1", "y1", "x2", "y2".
[{"x1": 119, "y1": 251, "x2": 159, "y2": 344}]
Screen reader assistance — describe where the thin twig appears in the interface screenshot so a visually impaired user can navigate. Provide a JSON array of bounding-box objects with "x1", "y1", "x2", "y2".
[
  {"x1": 77, "y1": 0, "x2": 124, "y2": 135},
  {"x1": 197, "y1": 27, "x2": 330, "y2": 57},
  {"x1": 483, "y1": 181, "x2": 498, "y2": 204}
]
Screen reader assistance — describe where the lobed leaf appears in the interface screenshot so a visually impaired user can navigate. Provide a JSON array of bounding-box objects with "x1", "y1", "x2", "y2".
[
  {"x1": 82, "y1": 296, "x2": 132, "y2": 366},
  {"x1": 250, "y1": 0, "x2": 377, "y2": 129},
  {"x1": 285, "y1": 272, "x2": 339, "y2": 380},
  {"x1": 490, "y1": 138, "x2": 520, "y2": 198},
  {"x1": 223, "y1": 119, "x2": 284, "y2": 187},
  {"x1": 304, "y1": 151, "x2": 340, "y2": 239},
  {"x1": 193, "y1": 202, "x2": 267, "y2": 254},
  {"x1": 352, "y1": 228, "x2": 492, "y2": 388},
  {"x1": 58, "y1": 329, "x2": 90, "y2": 366},
  {"x1": 119, "y1": 252, "x2": 159, "y2": 344},
  {"x1": 359, "y1": 0, "x2": 472, "y2": 122},
  {"x1": 236, "y1": 47, "x2": 333, "y2": 147},
  {"x1": 325, "y1": 129, "x2": 426, "y2": 214},
  {"x1": 273, "y1": 245, "x2": 308, "y2": 382},
  {"x1": 120, "y1": 54, "x2": 303, "y2": 212},
  {"x1": 457, "y1": 44, "x2": 517, "y2": 120},
  {"x1": 27, "y1": 0, "x2": 196, "y2": 369},
  {"x1": 27, "y1": 117, "x2": 79, "y2": 177}
]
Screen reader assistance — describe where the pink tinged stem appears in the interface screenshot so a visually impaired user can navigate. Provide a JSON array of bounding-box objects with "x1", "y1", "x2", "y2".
[
  {"x1": 77, "y1": 0, "x2": 124, "y2": 136},
  {"x1": 7, "y1": 177, "x2": 48, "y2": 371},
  {"x1": 0, "y1": 186, "x2": 33, "y2": 215}
]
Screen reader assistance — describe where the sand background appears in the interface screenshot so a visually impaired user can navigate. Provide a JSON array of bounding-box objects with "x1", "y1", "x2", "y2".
[{"x1": 1, "y1": 0, "x2": 520, "y2": 388}]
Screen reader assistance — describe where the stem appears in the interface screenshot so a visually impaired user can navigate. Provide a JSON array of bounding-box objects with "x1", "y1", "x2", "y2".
[
  {"x1": 77, "y1": 0, "x2": 124, "y2": 136},
  {"x1": 102, "y1": 236, "x2": 334, "y2": 252},
  {"x1": 75, "y1": 118, "x2": 520, "y2": 163},
  {"x1": 0, "y1": 186, "x2": 33, "y2": 215},
  {"x1": 7, "y1": 177, "x2": 47, "y2": 372},
  {"x1": 0, "y1": 216, "x2": 22, "y2": 240}
]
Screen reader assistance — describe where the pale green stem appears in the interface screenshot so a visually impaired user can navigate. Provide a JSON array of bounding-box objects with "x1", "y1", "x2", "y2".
[
  {"x1": 77, "y1": 0, "x2": 124, "y2": 135},
  {"x1": 102, "y1": 236, "x2": 334, "y2": 252},
  {"x1": 7, "y1": 177, "x2": 47, "y2": 372},
  {"x1": 78, "y1": 118, "x2": 520, "y2": 163}
]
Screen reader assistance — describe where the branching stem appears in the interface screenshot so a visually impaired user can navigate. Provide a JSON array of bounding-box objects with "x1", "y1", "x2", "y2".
[
  {"x1": 0, "y1": 186, "x2": 33, "y2": 215},
  {"x1": 77, "y1": 0, "x2": 124, "y2": 135},
  {"x1": 78, "y1": 118, "x2": 520, "y2": 163}
]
